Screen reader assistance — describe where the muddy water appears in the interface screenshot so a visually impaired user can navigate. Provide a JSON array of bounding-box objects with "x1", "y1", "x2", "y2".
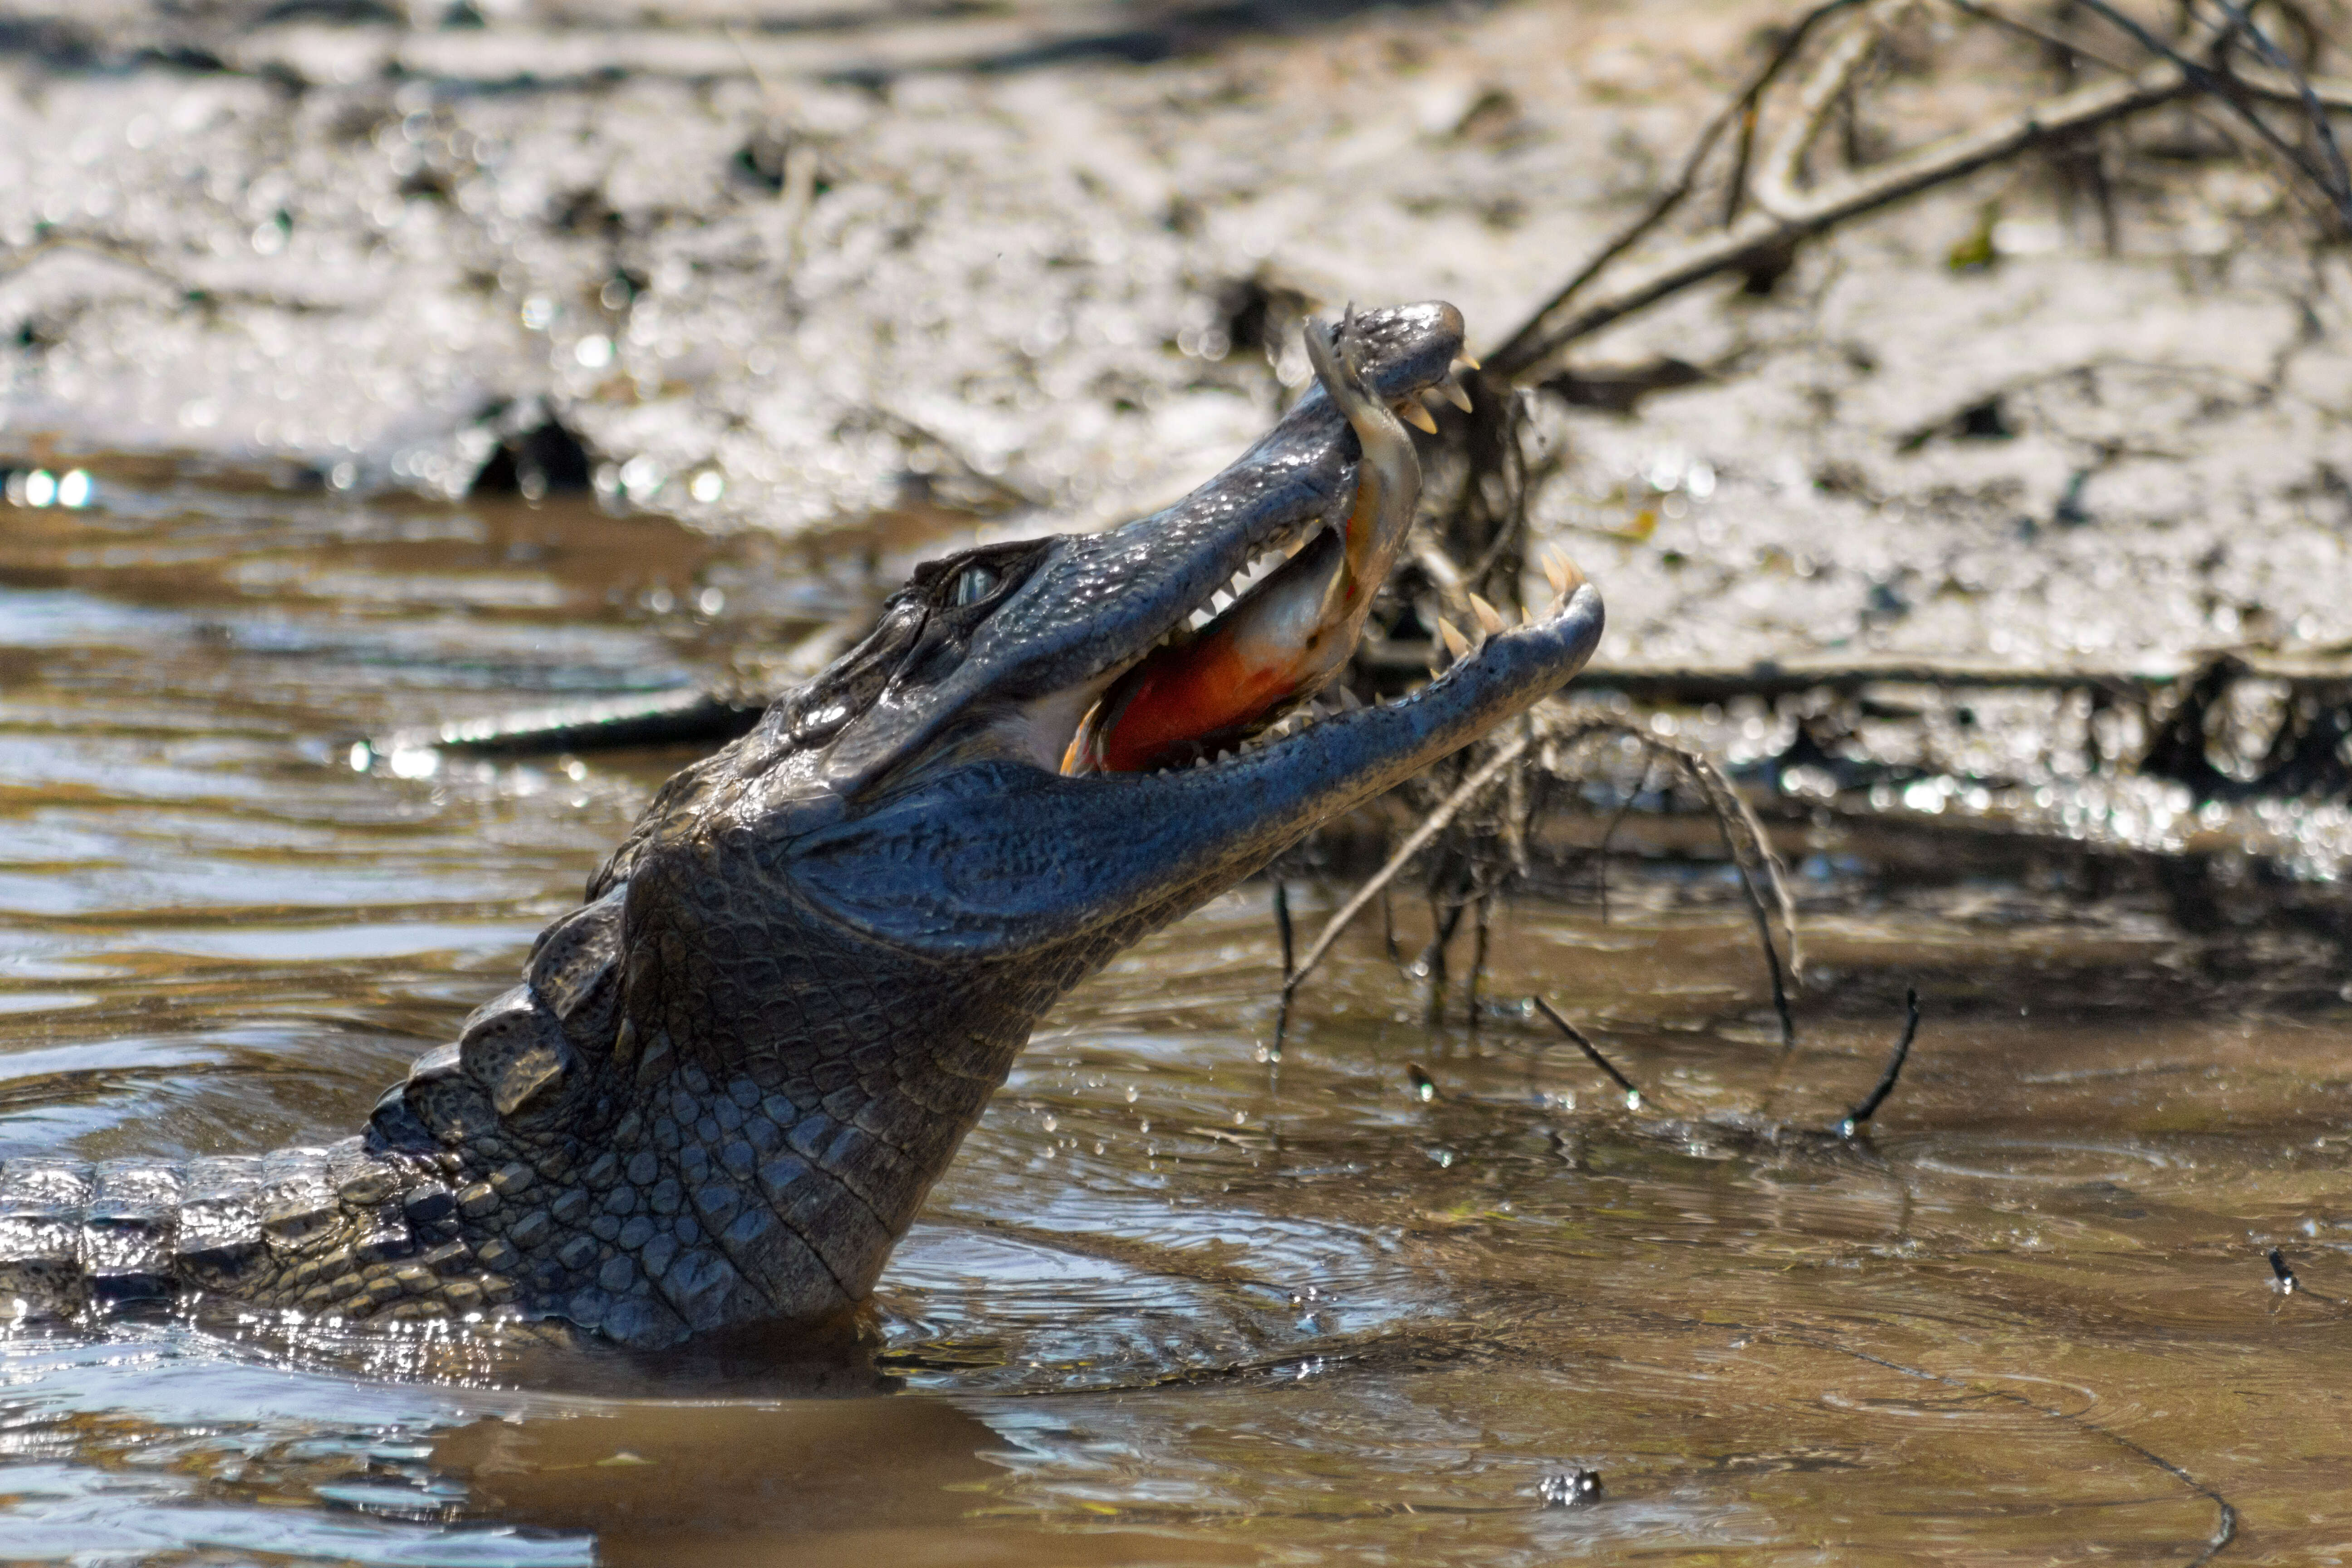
[{"x1": 2, "y1": 485, "x2": 2350, "y2": 1566}]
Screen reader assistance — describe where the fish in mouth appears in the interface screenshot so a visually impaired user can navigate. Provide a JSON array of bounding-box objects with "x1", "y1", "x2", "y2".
[{"x1": 1062, "y1": 310, "x2": 1436, "y2": 774}]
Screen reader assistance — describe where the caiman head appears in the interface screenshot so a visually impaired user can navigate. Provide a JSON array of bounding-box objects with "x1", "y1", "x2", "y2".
[{"x1": 367, "y1": 302, "x2": 1603, "y2": 1348}]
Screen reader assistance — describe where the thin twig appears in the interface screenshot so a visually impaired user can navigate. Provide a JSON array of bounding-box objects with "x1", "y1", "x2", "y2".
[
  {"x1": 1272, "y1": 880, "x2": 1295, "y2": 980},
  {"x1": 1681, "y1": 744, "x2": 1803, "y2": 1044},
  {"x1": 1838, "y1": 987, "x2": 1922, "y2": 1136},
  {"x1": 1562, "y1": 721, "x2": 1803, "y2": 1043},
  {"x1": 1467, "y1": 894, "x2": 1492, "y2": 1041},
  {"x1": 2203, "y1": 0, "x2": 2352, "y2": 225},
  {"x1": 1532, "y1": 996, "x2": 1648, "y2": 1110},
  {"x1": 2073, "y1": 0, "x2": 2350, "y2": 228},
  {"x1": 1283, "y1": 730, "x2": 1536, "y2": 1000},
  {"x1": 1592, "y1": 753, "x2": 1656, "y2": 926}
]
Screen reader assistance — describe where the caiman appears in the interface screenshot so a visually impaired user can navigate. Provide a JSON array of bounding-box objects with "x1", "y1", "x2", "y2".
[{"x1": 0, "y1": 303, "x2": 1602, "y2": 1349}]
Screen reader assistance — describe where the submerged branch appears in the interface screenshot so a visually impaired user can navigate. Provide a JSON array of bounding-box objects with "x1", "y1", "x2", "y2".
[
  {"x1": 1533, "y1": 996, "x2": 1648, "y2": 1110},
  {"x1": 1838, "y1": 987, "x2": 1922, "y2": 1136},
  {"x1": 1275, "y1": 709, "x2": 1802, "y2": 1049},
  {"x1": 1282, "y1": 729, "x2": 1536, "y2": 1002}
]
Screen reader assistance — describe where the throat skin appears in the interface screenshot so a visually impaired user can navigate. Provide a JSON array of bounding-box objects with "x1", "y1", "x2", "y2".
[{"x1": 0, "y1": 302, "x2": 1604, "y2": 1348}]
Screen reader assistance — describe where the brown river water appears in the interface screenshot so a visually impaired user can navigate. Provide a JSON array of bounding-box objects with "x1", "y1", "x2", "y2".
[{"x1": 1, "y1": 477, "x2": 2349, "y2": 1565}]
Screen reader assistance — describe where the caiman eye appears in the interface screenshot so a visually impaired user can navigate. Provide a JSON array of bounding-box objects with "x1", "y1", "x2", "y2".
[{"x1": 952, "y1": 564, "x2": 1000, "y2": 607}]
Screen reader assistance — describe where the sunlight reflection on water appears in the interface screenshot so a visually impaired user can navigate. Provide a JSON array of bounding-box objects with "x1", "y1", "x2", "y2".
[{"x1": 0, "y1": 487, "x2": 2343, "y2": 1564}]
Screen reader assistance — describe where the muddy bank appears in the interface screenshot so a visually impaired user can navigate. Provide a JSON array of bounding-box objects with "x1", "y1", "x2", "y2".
[{"x1": 2, "y1": 0, "x2": 2348, "y2": 681}]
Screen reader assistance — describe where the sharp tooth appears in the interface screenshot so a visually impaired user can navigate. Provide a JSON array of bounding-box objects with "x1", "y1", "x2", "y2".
[
  {"x1": 1468, "y1": 594, "x2": 1506, "y2": 634},
  {"x1": 1454, "y1": 351, "x2": 1482, "y2": 372},
  {"x1": 1396, "y1": 399, "x2": 1439, "y2": 435},
  {"x1": 1336, "y1": 686, "x2": 1364, "y2": 711},
  {"x1": 1436, "y1": 378, "x2": 1475, "y2": 413},
  {"x1": 1541, "y1": 549, "x2": 1586, "y2": 598},
  {"x1": 1210, "y1": 591, "x2": 1231, "y2": 613},
  {"x1": 1438, "y1": 619, "x2": 1471, "y2": 660}
]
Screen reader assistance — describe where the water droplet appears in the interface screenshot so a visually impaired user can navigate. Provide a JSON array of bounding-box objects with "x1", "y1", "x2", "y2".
[{"x1": 618, "y1": 454, "x2": 665, "y2": 504}]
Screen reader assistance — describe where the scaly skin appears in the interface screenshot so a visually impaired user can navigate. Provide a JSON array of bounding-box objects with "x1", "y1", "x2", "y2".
[{"x1": 0, "y1": 303, "x2": 1605, "y2": 1348}]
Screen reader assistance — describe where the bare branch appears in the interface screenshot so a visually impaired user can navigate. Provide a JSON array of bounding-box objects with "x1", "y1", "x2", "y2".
[
  {"x1": 1752, "y1": 0, "x2": 1918, "y2": 222},
  {"x1": 1838, "y1": 987, "x2": 1922, "y2": 1136},
  {"x1": 1491, "y1": 8, "x2": 2240, "y2": 380},
  {"x1": 1282, "y1": 729, "x2": 1536, "y2": 1000},
  {"x1": 2069, "y1": 0, "x2": 2350, "y2": 228},
  {"x1": 2203, "y1": 0, "x2": 2352, "y2": 225},
  {"x1": 1488, "y1": 0, "x2": 1869, "y2": 375}
]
